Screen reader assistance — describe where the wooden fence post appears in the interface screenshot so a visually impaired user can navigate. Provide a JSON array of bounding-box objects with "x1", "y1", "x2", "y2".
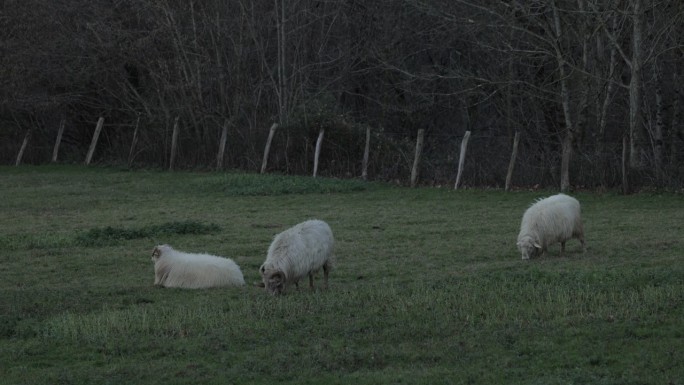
[
  {"x1": 169, "y1": 116, "x2": 180, "y2": 171},
  {"x1": 505, "y1": 131, "x2": 520, "y2": 192},
  {"x1": 313, "y1": 128, "x2": 325, "y2": 178},
  {"x1": 15, "y1": 129, "x2": 31, "y2": 166},
  {"x1": 127, "y1": 117, "x2": 140, "y2": 168},
  {"x1": 454, "y1": 130, "x2": 471, "y2": 190},
  {"x1": 362, "y1": 126, "x2": 370, "y2": 180},
  {"x1": 52, "y1": 118, "x2": 65, "y2": 162},
  {"x1": 410, "y1": 129, "x2": 425, "y2": 188},
  {"x1": 216, "y1": 119, "x2": 229, "y2": 170},
  {"x1": 260, "y1": 123, "x2": 278, "y2": 173},
  {"x1": 85, "y1": 117, "x2": 104, "y2": 165}
]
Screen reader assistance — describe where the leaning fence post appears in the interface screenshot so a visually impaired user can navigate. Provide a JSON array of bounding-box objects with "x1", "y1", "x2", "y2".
[
  {"x1": 85, "y1": 117, "x2": 104, "y2": 165},
  {"x1": 410, "y1": 129, "x2": 425, "y2": 188},
  {"x1": 260, "y1": 123, "x2": 278, "y2": 173},
  {"x1": 52, "y1": 118, "x2": 66, "y2": 162},
  {"x1": 169, "y1": 116, "x2": 180, "y2": 171},
  {"x1": 313, "y1": 128, "x2": 325, "y2": 178},
  {"x1": 15, "y1": 129, "x2": 32, "y2": 166},
  {"x1": 454, "y1": 130, "x2": 471, "y2": 190}
]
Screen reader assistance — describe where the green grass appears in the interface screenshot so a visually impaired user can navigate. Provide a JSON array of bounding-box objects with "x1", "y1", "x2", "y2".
[{"x1": 0, "y1": 165, "x2": 682, "y2": 384}]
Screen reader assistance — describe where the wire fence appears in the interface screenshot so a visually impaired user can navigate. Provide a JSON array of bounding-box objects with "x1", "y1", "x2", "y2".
[{"x1": 3, "y1": 117, "x2": 684, "y2": 190}]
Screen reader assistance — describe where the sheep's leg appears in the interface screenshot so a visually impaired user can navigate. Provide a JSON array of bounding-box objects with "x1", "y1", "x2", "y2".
[
  {"x1": 322, "y1": 263, "x2": 330, "y2": 289},
  {"x1": 309, "y1": 273, "x2": 314, "y2": 289},
  {"x1": 155, "y1": 271, "x2": 168, "y2": 287},
  {"x1": 560, "y1": 242, "x2": 566, "y2": 257}
]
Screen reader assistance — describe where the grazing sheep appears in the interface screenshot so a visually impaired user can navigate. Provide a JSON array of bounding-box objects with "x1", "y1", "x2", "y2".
[
  {"x1": 259, "y1": 219, "x2": 334, "y2": 295},
  {"x1": 516, "y1": 193, "x2": 586, "y2": 260},
  {"x1": 151, "y1": 244, "x2": 245, "y2": 288}
]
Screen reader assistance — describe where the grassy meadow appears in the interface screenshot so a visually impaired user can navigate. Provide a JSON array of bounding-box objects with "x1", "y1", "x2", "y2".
[{"x1": 0, "y1": 165, "x2": 682, "y2": 384}]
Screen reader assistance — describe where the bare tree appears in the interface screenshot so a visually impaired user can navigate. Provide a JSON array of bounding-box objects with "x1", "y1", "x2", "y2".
[{"x1": 2, "y1": 0, "x2": 683, "y2": 189}]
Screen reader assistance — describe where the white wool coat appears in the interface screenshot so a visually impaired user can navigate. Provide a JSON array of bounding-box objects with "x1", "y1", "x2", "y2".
[
  {"x1": 517, "y1": 193, "x2": 585, "y2": 259},
  {"x1": 152, "y1": 244, "x2": 245, "y2": 289},
  {"x1": 259, "y1": 219, "x2": 334, "y2": 293}
]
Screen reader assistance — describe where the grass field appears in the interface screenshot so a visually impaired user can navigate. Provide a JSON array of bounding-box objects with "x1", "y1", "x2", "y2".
[{"x1": 0, "y1": 165, "x2": 682, "y2": 385}]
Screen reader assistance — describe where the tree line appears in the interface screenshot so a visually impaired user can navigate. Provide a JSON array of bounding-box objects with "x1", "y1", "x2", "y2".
[{"x1": 1, "y1": 0, "x2": 683, "y2": 191}]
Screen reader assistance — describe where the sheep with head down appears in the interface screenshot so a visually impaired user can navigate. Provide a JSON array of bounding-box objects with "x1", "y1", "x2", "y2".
[
  {"x1": 259, "y1": 219, "x2": 334, "y2": 295},
  {"x1": 517, "y1": 193, "x2": 586, "y2": 260},
  {"x1": 151, "y1": 244, "x2": 245, "y2": 288}
]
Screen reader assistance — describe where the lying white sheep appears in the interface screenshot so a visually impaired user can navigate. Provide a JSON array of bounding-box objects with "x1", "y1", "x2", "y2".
[
  {"x1": 517, "y1": 193, "x2": 586, "y2": 260},
  {"x1": 151, "y1": 244, "x2": 245, "y2": 288},
  {"x1": 259, "y1": 219, "x2": 334, "y2": 295}
]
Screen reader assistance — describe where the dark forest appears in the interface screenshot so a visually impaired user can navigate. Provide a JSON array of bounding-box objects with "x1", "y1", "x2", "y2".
[{"x1": 1, "y1": 0, "x2": 683, "y2": 190}]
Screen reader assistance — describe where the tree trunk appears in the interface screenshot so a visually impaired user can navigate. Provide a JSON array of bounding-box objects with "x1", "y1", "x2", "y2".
[
  {"x1": 275, "y1": 0, "x2": 287, "y2": 124},
  {"x1": 506, "y1": 59, "x2": 514, "y2": 141},
  {"x1": 551, "y1": 0, "x2": 575, "y2": 193},
  {"x1": 629, "y1": 0, "x2": 645, "y2": 169},
  {"x1": 575, "y1": 0, "x2": 591, "y2": 145},
  {"x1": 362, "y1": 126, "x2": 370, "y2": 180},
  {"x1": 653, "y1": 64, "x2": 665, "y2": 182},
  {"x1": 671, "y1": 70, "x2": 681, "y2": 164},
  {"x1": 505, "y1": 131, "x2": 520, "y2": 192},
  {"x1": 560, "y1": 133, "x2": 573, "y2": 193},
  {"x1": 454, "y1": 131, "x2": 471, "y2": 190},
  {"x1": 598, "y1": 21, "x2": 618, "y2": 187},
  {"x1": 622, "y1": 135, "x2": 630, "y2": 194},
  {"x1": 216, "y1": 119, "x2": 229, "y2": 170},
  {"x1": 410, "y1": 129, "x2": 425, "y2": 188}
]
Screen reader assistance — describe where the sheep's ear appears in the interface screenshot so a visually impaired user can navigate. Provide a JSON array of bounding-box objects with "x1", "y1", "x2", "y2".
[
  {"x1": 151, "y1": 246, "x2": 160, "y2": 258},
  {"x1": 269, "y1": 271, "x2": 283, "y2": 283},
  {"x1": 533, "y1": 242, "x2": 542, "y2": 249}
]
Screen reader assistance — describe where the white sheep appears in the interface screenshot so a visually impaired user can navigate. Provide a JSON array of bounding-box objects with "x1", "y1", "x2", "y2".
[
  {"x1": 516, "y1": 193, "x2": 586, "y2": 260},
  {"x1": 151, "y1": 244, "x2": 245, "y2": 288},
  {"x1": 259, "y1": 219, "x2": 334, "y2": 295}
]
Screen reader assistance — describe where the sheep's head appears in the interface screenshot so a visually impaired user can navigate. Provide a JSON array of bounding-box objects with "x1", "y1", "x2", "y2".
[
  {"x1": 260, "y1": 264, "x2": 286, "y2": 295},
  {"x1": 517, "y1": 236, "x2": 541, "y2": 260},
  {"x1": 151, "y1": 244, "x2": 171, "y2": 262}
]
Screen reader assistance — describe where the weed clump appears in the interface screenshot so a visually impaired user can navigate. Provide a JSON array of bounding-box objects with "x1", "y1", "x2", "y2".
[{"x1": 75, "y1": 221, "x2": 221, "y2": 246}]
